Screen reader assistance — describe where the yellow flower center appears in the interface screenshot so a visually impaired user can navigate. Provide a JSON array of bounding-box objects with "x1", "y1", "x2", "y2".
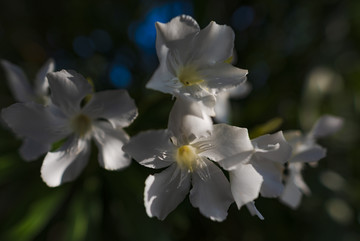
[
  {"x1": 71, "y1": 114, "x2": 92, "y2": 137},
  {"x1": 177, "y1": 65, "x2": 204, "y2": 87},
  {"x1": 175, "y1": 145, "x2": 200, "y2": 172}
]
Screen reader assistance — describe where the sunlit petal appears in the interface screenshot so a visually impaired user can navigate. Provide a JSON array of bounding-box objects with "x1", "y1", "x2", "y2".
[
  {"x1": 122, "y1": 129, "x2": 175, "y2": 169},
  {"x1": 144, "y1": 164, "x2": 191, "y2": 220},
  {"x1": 47, "y1": 70, "x2": 93, "y2": 115},
  {"x1": 93, "y1": 121, "x2": 131, "y2": 170},
  {"x1": 41, "y1": 137, "x2": 90, "y2": 187},
  {"x1": 190, "y1": 160, "x2": 233, "y2": 222}
]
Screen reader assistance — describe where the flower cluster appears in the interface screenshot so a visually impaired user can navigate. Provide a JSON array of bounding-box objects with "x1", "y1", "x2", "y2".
[
  {"x1": 1, "y1": 15, "x2": 342, "y2": 221},
  {"x1": 1, "y1": 66, "x2": 137, "y2": 187}
]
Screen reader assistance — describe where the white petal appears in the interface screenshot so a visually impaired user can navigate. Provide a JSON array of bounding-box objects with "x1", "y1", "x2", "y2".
[
  {"x1": 145, "y1": 164, "x2": 191, "y2": 220},
  {"x1": 283, "y1": 130, "x2": 302, "y2": 143},
  {"x1": 155, "y1": 15, "x2": 199, "y2": 61},
  {"x1": 41, "y1": 137, "x2": 90, "y2": 187},
  {"x1": 199, "y1": 62, "x2": 248, "y2": 94},
  {"x1": 280, "y1": 177, "x2": 303, "y2": 209},
  {"x1": 122, "y1": 129, "x2": 175, "y2": 169},
  {"x1": 34, "y1": 58, "x2": 55, "y2": 97},
  {"x1": 1, "y1": 102, "x2": 70, "y2": 144},
  {"x1": 93, "y1": 122, "x2": 131, "y2": 170},
  {"x1": 189, "y1": 160, "x2": 233, "y2": 221},
  {"x1": 252, "y1": 131, "x2": 292, "y2": 164},
  {"x1": 83, "y1": 89, "x2": 138, "y2": 128},
  {"x1": 47, "y1": 70, "x2": 92, "y2": 115},
  {"x1": 191, "y1": 21, "x2": 234, "y2": 65},
  {"x1": 218, "y1": 151, "x2": 254, "y2": 171},
  {"x1": 229, "y1": 164, "x2": 263, "y2": 209},
  {"x1": 168, "y1": 94, "x2": 213, "y2": 143},
  {"x1": 229, "y1": 81, "x2": 252, "y2": 99},
  {"x1": 252, "y1": 158, "x2": 284, "y2": 198},
  {"x1": 290, "y1": 162, "x2": 311, "y2": 195},
  {"x1": 291, "y1": 144, "x2": 326, "y2": 163},
  {"x1": 19, "y1": 138, "x2": 51, "y2": 161},
  {"x1": 310, "y1": 115, "x2": 343, "y2": 139},
  {"x1": 200, "y1": 124, "x2": 253, "y2": 163},
  {"x1": 214, "y1": 92, "x2": 231, "y2": 123},
  {"x1": 1, "y1": 59, "x2": 34, "y2": 102},
  {"x1": 146, "y1": 62, "x2": 176, "y2": 94},
  {"x1": 246, "y1": 202, "x2": 264, "y2": 220}
]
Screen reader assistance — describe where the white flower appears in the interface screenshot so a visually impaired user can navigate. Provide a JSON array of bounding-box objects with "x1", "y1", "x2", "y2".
[
  {"x1": 280, "y1": 115, "x2": 343, "y2": 208},
  {"x1": 122, "y1": 122, "x2": 255, "y2": 221},
  {"x1": 1, "y1": 59, "x2": 55, "y2": 160},
  {"x1": 168, "y1": 94, "x2": 214, "y2": 142},
  {"x1": 1, "y1": 59, "x2": 55, "y2": 105},
  {"x1": 2, "y1": 70, "x2": 138, "y2": 187},
  {"x1": 146, "y1": 15, "x2": 248, "y2": 112},
  {"x1": 219, "y1": 131, "x2": 292, "y2": 219}
]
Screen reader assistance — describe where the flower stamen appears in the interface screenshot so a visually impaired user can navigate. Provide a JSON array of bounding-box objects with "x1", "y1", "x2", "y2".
[
  {"x1": 177, "y1": 65, "x2": 204, "y2": 87},
  {"x1": 71, "y1": 114, "x2": 92, "y2": 138},
  {"x1": 175, "y1": 145, "x2": 200, "y2": 172}
]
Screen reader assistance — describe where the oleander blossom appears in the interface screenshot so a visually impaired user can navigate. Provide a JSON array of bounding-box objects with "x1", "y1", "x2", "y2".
[
  {"x1": 146, "y1": 15, "x2": 248, "y2": 114},
  {"x1": 1, "y1": 69, "x2": 138, "y2": 187},
  {"x1": 1, "y1": 59, "x2": 55, "y2": 160},
  {"x1": 280, "y1": 115, "x2": 343, "y2": 208},
  {"x1": 123, "y1": 99, "x2": 255, "y2": 221},
  {"x1": 219, "y1": 130, "x2": 292, "y2": 219}
]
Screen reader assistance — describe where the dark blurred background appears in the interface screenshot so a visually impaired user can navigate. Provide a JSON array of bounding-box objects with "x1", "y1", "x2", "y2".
[{"x1": 0, "y1": 0, "x2": 358, "y2": 240}]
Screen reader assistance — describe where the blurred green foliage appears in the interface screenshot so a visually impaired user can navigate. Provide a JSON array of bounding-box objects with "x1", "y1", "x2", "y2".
[{"x1": 0, "y1": 0, "x2": 359, "y2": 240}]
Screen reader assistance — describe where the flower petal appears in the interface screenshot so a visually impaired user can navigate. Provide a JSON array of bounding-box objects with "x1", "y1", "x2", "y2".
[
  {"x1": 168, "y1": 94, "x2": 213, "y2": 143},
  {"x1": 229, "y1": 163, "x2": 263, "y2": 209},
  {"x1": 1, "y1": 102, "x2": 70, "y2": 144},
  {"x1": 214, "y1": 92, "x2": 231, "y2": 123},
  {"x1": 122, "y1": 129, "x2": 175, "y2": 169},
  {"x1": 189, "y1": 159, "x2": 233, "y2": 221},
  {"x1": 252, "y1": 131, "x2": 292, "y2": 164},
  {"x1": 1, "y1": 59, "x2": 34, "y2": 102},
  {"x1": 280, "y1": 176, "x2": 303, "y2": 209},
  {"x1": 191, "y1": 20, "x2": 234, "y2": 65},
  {"x1": 93, "y1": 121, "x2": 131, "y2": 170},
  {"x1": 47, "y1": 70, "x2": 93, "y2": 115},
  {"x1": 310, "y1": 115, "x2": 343, "y2": 139},
  {"x1": 229, "y1": 81, "x2": 252, "y2": 99},
  {"x1": 83, "y1": 89, "x2": 137, "y2": 128},
  {"x1": 283, "y1": 130, "x2": 302, "y2": 143},
  {"x1": 218, "y1": 151, "x2": 254, "y2": 171},
  {"x1": 200, "y1": 124, "x2": 253, "y2": 163},
  {"x1": 288, "y1": 162, "x2": 311, "y2": 194},
  {"x1": 146, "y1": 62, "x2": 176, "y2": 94},
  {"x1": 41, "y1": 137, "x2": 90, "y2": 187},
  {"x1": 34, "y1": 58, "x2": 55, "y2": 97},
  {"x1": 199, "y1": 62, "x2": 248, "y2": 94},
  {"x1": 291, "y1": 144, "x2": 326, "y2": 163},
  {"x1": 155, "y1": 15, "x2": 199, "y2": 61},
  {"x1": 19, "y1": 138, "x2": 51, "y2": 161},
  {"x1": 246, "y1": 202, "x2": 264, "y2": 220},
  {"x1": 145, "y1": 164, "x2": 191, "y2": 220},
  {"x1": 252, "y1": 159, "x2": 284, "y2": 198}
]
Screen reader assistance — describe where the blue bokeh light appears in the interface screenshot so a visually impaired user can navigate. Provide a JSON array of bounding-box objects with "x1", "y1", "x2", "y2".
[
  {"x1": 109, "y1": 64, "x2": 132, "y2": 88},
  {"x1": 73, "y1": 36, "x2": 95, "y2": 58},
  {"x1": 231, "y1": 6, "x2": 255, "y2": 31},
  {"x1": 129, "y1": 1, "x2": 193, "y2": 54}
]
